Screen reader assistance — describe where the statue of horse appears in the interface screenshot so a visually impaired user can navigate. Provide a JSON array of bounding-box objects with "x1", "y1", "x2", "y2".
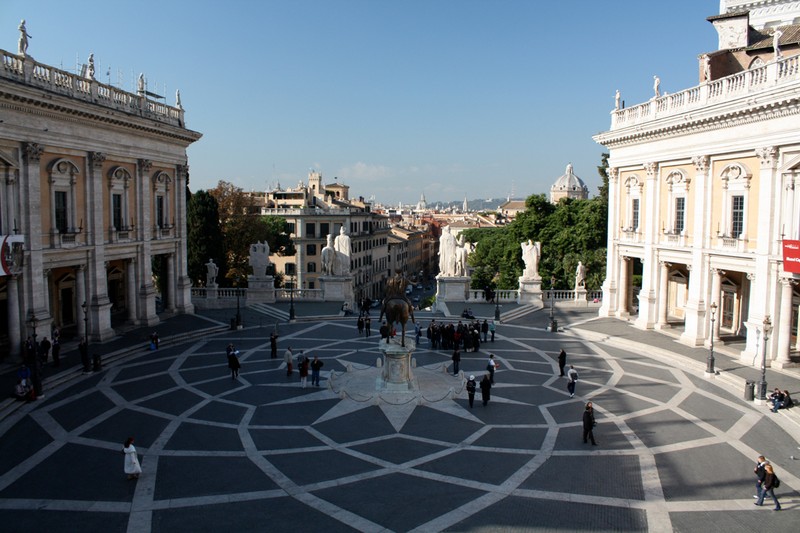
[{"x1": 379, "y1": 297, "x2": 415, "y2": 347}]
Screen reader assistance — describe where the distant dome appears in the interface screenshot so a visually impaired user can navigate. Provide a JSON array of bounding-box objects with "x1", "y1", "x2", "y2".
[{"x1": 550, "y1": 163, "x2": 589, "y2": 203}]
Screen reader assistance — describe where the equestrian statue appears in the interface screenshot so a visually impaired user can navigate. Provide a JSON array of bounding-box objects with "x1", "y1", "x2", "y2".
[{"x1": 379, "y1": 272, "x2": 416, "y2": 347}]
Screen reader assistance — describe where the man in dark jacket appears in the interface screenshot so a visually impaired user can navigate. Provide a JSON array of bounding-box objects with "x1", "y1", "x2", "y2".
[
  {"x1": 583, "y1": 402, "x2": 597, "y2": 445},
  {"x1": 558, "y1": 349, "x2": 567, "y2": 377},
  {"x1": 480, "y1": 374, "x2": 492, "y2": 406}
]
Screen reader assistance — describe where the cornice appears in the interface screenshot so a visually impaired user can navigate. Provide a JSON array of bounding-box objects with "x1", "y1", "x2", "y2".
[{"x1": 0, "y1": 87, "x2": 202, "y2": 146}]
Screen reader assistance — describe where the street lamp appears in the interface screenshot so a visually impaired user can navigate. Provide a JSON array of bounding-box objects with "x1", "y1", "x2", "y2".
[
  {"x1": 758, "y1": 315, "x2": 772, "y2": 400},
  {"x1": 288, "y1": 274, "x2": 296, "y2": 321},
  {"x1": 235, "y1": 288, "x2": 242, "y2": 328},
  {"x1": 549, "y1": 275, "x2": 557, "y2": 332},
  {"x1": 494, "y1": 272, "x2": 501, "y2": 321},
  {"x1": 706, "y1": 302, "x2": 717, "y2": 374},
  {"x1": 81, "y1": 301, "x2": 89, "y2": 344}
]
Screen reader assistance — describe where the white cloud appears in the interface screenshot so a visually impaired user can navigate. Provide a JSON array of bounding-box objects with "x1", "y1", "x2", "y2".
[{"x1": 338, "y1": 162, "x2": 393, "y2": 182}]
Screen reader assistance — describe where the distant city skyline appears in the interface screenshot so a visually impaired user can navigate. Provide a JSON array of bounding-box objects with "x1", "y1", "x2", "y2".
[{"x1": 2, "y1": 1, "x2": 718, "y2": 204}]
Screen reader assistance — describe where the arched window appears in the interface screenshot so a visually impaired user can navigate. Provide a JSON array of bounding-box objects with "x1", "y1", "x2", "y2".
[
  {"x1": 719, "y1": 163, "x2": 752, "y2": 240},
  {"x1": 47, "y1": 158, "x2": 80, "y2": 242}
]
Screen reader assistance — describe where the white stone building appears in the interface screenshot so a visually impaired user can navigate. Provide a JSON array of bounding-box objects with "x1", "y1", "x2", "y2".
[
  {"x1": 595, "y1": 0, "x2": 800, "y2": 368},
  {"x1": 0, "y1": 43, "x2": 200, "y2": 356}
]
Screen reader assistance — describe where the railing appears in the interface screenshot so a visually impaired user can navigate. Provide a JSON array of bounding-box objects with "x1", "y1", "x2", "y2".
[
  {"x1": 609, "y1": 55, "x2": 799, "y2": 130},
  {"x1": 620, "y1": 229, "x2": 642, "y2": 243},
  {"x1": 717, "y1": 235, "x2": 747, "y2": 252},
  {"x1": 1, "y1": 48, "x2": 184, "y2": 127},
  {"x1": 276, "y1": 289, "x2": 323, "y2": 301},
  {"x1": 468, "y1": 289, "x2": 518, "y2": 303}
]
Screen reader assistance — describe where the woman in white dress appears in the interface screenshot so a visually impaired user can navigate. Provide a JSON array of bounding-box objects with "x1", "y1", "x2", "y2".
[{"x1": 123, "y1": 437, "x2": 142, "y2": 480}]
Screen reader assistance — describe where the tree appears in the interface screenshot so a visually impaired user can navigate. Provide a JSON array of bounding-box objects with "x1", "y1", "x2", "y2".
[{"x1": 187, "y1": 190, "x2": 225, "y2": 286}]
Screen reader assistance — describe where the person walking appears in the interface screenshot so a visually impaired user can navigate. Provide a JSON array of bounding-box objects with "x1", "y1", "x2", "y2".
[
  {"x1": 489, "y1": 320, "x2": 496, "y2": 342},
  {"x1": 270, "y1": 332, "x2": 278, "y2": 359},
  {"x1": 310, "y1": 355, "x2": 324, "y2": 386},
  {"x1": 558, "y1": 349, "x2": 567, "y2": 377},
  {"x1": 487, "y1": 354, "x2": 497, "y2": 384},
  {"x1": 79, "y1": 337, "x2": 91, "y2": 374},
  {"x1": 365, "y1": 317, "x2": 371, "y2": 337},
  {"x1": 480, "y1": 374, "x2": 492, "y2": 406},
  {"x1": 466, "y1": 375, "x2": 477, "y2": 408},
  {"x1": 582, "y1": 402, "x2": 597, "y2": 445},
  {"x1": 754, "y1": 463, "x2": 781, "y2": 510},
  {"x1": 481, "y1": 319, "x2": 489, "y2": 342},
  {"x1": 357, "y1": 316, "x2": 364, "y2": 336},
  {"x1": 567, "y1": 365, "x2": 578, "y2": 397},
  {"x1": 299, "y1": 353, "x2": 310, "y2": 388},
  {"x1": 284, "y1": 346, "x2": 294, "y2": 377},
  {"x1": 123, "y1": 437, "x2": 142, "y2": 480},
  {"x1": 753, "y1": 455, "x2": 768, "y2": 500},
  {"x1": 227, "y1": 347, "x2": 240, "y2": 379},
  {"x1": 452, "y1": 348, "x2": 461, "y2": 375},
  {"x1": 39, "y1": 336, "x2": 51, "y2": 364}
]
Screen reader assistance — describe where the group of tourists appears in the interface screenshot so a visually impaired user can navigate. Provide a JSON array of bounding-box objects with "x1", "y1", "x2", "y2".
[{"x1": 425, "y1": 319, "x2": 495, "y2": 351}]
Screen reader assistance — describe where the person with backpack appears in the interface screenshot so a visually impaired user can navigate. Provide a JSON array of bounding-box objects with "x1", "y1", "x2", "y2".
[
  {"x1": 755, "y1": 463, "x2": 781, "y2": 510},
  {"x1": 567, "y1": 365, "x2": 578, "y2": 397},
  {"x1": 466, "y1": 375, "x2": 477, "y2": 408}
]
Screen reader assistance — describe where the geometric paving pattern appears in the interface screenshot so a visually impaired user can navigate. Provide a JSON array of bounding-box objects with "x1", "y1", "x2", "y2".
[{"x1": 0, "y1": 319, "x2": 797, "y2": 532}]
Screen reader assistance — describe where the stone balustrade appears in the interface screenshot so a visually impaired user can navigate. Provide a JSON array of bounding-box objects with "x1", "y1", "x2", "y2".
[
  {"x1": 610, "y1": 55, "x2": 799, "y2": 130},
  {"x1": 1, "y1": 48, "x2": 184, "y2": 127}
]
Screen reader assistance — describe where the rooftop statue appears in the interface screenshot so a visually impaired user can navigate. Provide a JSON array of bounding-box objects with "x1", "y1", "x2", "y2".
[
  {"x1": 614, "y1": 89, "x2": 620, "y2": 110},
  {"x1": 18, "y1": 20, "x2": 31, "y2": 56},
  {"x1": 774, "y1": 29, "x2": 783, "y2": 59},
  {"x1": 206, "y1": 258, "x2": 219, "y2": 287},
  {"x1": 334, "y1": 227, "x2": 351, "y2": 275},
  {"x1": 87, "y1": 53, "x2": 95, "y2": 80},
  {"x1": 653, "y1": 75, "x2": 661, "y2": 98}
]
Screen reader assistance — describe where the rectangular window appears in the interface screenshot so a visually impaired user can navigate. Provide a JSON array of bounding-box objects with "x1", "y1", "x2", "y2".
[
  {"x1": 287, "y1": 222, "x2": 295, "y2": 234},
  {"x1": 112, "y1": 194, "x2": 123, "y2": 230},
  {"x1": 305, "y1": 222, "x2": 315, "y2": 238},
  {"x1": 731, "y1": 195, "x2": 744, "y2": 237},
  {"x1": 306, "y1": 244, "x2": 316, "y2": 255},
  {"x1": 55, "y1": 191, "x2": 68, "y2": 233},
  {"x1": 674, "y1": 197, "x2": 685, "y2": 233},
  {"x1": 285, "y1": 263, "x2": 296, "y2": 276},
  {"x1": 631, "y1": 199, "x2": 640, "y2": 230},
  {"x1": 156, "y1": 196, "x2": 164, "y2": 228},
  {"x1": 320, "y1": 222, "x2": 330, "y2": 237}
]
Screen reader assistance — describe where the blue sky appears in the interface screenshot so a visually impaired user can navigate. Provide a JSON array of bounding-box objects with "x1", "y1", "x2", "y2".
[{"x1": 2, "y1": 1, "x2": 718, "y2": 205}]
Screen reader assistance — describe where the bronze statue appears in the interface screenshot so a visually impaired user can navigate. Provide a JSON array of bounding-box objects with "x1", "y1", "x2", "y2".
[{"x1": 379, "y1": 272, "x2": 416, "y2": 347}]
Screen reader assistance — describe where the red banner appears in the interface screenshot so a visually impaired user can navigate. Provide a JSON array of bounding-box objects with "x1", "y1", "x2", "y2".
[{"x1": 783, "y1": 240, "x2": 800, "y2": 273}]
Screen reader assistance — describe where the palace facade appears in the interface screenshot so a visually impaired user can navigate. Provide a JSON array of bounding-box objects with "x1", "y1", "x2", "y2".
[
  {"x1": 0, "y1": 46, "x2": 201, "y2": 356},
  {"x1": 595, "y1": 1, "x2": 800, "y2": 368}
]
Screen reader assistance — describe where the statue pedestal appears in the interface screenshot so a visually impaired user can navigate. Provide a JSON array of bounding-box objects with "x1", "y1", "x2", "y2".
[
  {"x1": 518, "y1": 277, "x2": 543, "y2": 305},
  {"x1": 320, "y1": 276, "x2": 354, "y2": 306},
  {"x1": 247, "y1": 276, "x2": 276, "y2": 303},
  {"x1": 574, "y1": 287, "x2": 588, "y2": 307},
  {"x1": 435, "y1": 276, "x2": 471, "y2": 302},
  {"x1": 377, "y1": 337, "x2": 416, "y2": 392}
]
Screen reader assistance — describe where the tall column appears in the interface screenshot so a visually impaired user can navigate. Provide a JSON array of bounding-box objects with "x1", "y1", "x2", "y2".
[
  {"x1": 774, "y1": 277, "x2": 794, "y2": 368},
  {"x1": 7, "y1": 274, "x2": 21, "y2": 360},
  {"x1": 599, "y1": 168, "x2": 620, "y2": 317},
  {"x1": 710, "y1": 268, "x2": 723, "y2": 341},
  {"x1": 173, "y1": 164, "x2": 194, "y2": 314},
  {"x1": 680, "y1": 156, "x2": 711, "y2": 346},
  {"x1": 86, "y1": 151, "x2": 114, "y2": 341},
  {"x1": 617, "y1": 257, "x2": 630, "y2": 317},
  {"x1": 657, "y1": 261, "x2": 670, "y2": 328},
  {"x1": 21, "y1": 143, "x2": 52, "y2": 328},
  {"x1": 75, "y1": 264, "x2": 86, "y2": 324},
  {"x1": 166, "y1": 253, "x2": 176, "y2": 312},
  {"x1": 126, "y1": 258, "x2": 137, "y2": 323}
]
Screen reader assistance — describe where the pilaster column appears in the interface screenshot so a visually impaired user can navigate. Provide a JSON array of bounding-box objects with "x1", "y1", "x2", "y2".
[
  {"x1": 75, "y1": 264, "x2": 86, "y2": 323},
  {"x1": 657, "y1": 262, "x2": 670, "y2": 328},
  {"x1": 599, "y1": 167, "x2": 619, "y2": 317},
  {"x1": 85, "y1": 151, "x2": 114, "y2": 341},
  {"x1": 774, "y1": 277, "x2": 794, "y2": 368},
  {"x1": 21, "y1": 142, "x2": 49, "y2": 321},
  {"x1": 173, "y1": 164, "x2": 193, "y2": 314},
  {"x1": 7, "y1": 274, "x2": 21, "y2": 360},
  {"x1": 136, "y1": 159, "x2": 158, "y2": 325}
]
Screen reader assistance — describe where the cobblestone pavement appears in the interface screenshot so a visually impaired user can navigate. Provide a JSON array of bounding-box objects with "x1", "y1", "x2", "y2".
[{"x1": 0, "y1": 308, "x2": 798, "y2": 532}]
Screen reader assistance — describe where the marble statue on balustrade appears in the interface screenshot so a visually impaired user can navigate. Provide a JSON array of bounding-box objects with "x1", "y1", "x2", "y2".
[
  {"x1": 334, "y1": 227, "x2": 352, "y2": 276},
  {"x1": 249, "y1": 241, "x2": 271, "y2": 279},
  {"x1": 206, "y1": 258, "x2": 219, "y2": 287},
  {"x1": 18, "y1": 20, "x2": 31, "y2": 56},
  {"x1": 520, "y1": 240, "x2": 541, "y2": 279},
  {"x1": 438, "y1": 226, "x2": 458, "y2": 277},
  {"x1": 773, "y1": 29, "x2": 783, "y2": 59},
  {"x1": 87, "y1": 53, "x2": 95, "y2": 80},
  {"x1": 138, "y1": 73, "x2": 145, "y2": 94},
  {"x1": 321, "y1": 234, "x2": 336, "y2": 276},
  {"x1": 176, "y1": 89, "x2": 182, "y2": 108},
  {"x1": 702, "y1": 54, "x2": 711, "y2": 82},
  {"x1": 614, "y1": 89, "x2": 621, "y2": 110},
  {"x1": 653, "y1": 75, "x2": 660, "y2": 98},
  {"x1": 453, "y1": 235, "x2": 471, "y2": 277},
  {"x1": 575, "y1": 261, "x2": 586, "y2": 289}
]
